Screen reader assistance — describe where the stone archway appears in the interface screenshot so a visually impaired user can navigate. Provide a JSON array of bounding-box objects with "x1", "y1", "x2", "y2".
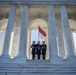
[
  {"x1": 26, "y1": 18, "x2": 49, "y2": 60},
  {"x1": 0, "y1": 18, "x2": 20, "y2": 59},
  {"x1": 69, "y1": 19, "x2": 76, "y2": 56},
  {"x1": 0, "y1": 18, "x2": 8, "y2": 56}
]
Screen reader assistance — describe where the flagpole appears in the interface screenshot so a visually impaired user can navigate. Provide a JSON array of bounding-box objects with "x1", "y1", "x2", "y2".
[{"x1": 38, "y1": 25, "x2": 39, "y2": 42}]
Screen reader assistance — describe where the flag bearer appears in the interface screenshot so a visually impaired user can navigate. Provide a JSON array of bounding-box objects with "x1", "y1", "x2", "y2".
[
  {"x1": 37, "y1": 41, "x2": 42, "y2": 60},
  {"x1": 42, "y1": 41, "x2": 47, "y2": 60},
  {"x1": 31, "y1": 41, "x2": 36, "y2": 60}
]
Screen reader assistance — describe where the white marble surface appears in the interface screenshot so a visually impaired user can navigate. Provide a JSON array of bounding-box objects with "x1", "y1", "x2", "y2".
[
  {"x1": 16, "y1": 5, "x2": 28, "y2": 63},
  {"x1": 48, "y1": 5, "x2": 58, "y2": 62},
  {"x1": 2, "y1": 5, "x2": 16, "y2": 57},
  {"x1": 60, "y1": 6, "x2": 74, "y2": 57}
]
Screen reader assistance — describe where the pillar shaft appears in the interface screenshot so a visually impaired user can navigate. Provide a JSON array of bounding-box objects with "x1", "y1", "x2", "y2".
[
  {"x1": 48, "y1": 5, "x2": 58, "y2": 62},
  {"x1": 60, "y1": 6, "x2": 74, "y2": 57},
  {"x1": 16, "y1": 5, "x2": 28, "y2": 63},
  {"x1": 2, "y1": 5, "x2": 16, "y2": 56},
  {"x1": 0, "y1": 5, "x2": 16, "y2": 63}
]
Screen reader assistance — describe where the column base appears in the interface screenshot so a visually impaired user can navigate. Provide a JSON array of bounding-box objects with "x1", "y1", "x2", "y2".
[
  {"x1": 12, "y1": 55, "x2": 27, "y2": 63},
  {"x1": 0, "y1": 55, "x2": 27, "y2": 64},
  {"x1": 0, "y1": 55, "x2": 12, "y2": 64},
  {"x1": 50, "y1": 56, "x2": 63, "y2": 64},
  {"x1": 50, "y1": 55, "x2": 76, "y2": 64}
]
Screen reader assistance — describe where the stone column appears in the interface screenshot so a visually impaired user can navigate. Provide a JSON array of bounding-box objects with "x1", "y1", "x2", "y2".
[
  {"x1": 60, "y1": 6, "x2": 74, "y2": 57},
  {"x1": 48, "y1": 5, "x2": 59, "y2": 63},
  {"x1": 10, "y1": 19, "x2": 20, "y2": 59},
  {"x1": 16, "y1": 5, "x2": 28, "y2": 63},
  {"x1": 0, "y1": 5, "x2": 16, "y2": 63}
]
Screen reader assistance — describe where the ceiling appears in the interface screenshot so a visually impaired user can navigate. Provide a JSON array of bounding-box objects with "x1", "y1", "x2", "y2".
[{"x1": 0, "y1": 4, "x2": 76, "y2": 19}]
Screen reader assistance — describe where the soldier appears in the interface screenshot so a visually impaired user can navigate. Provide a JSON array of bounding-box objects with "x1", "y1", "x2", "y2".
[
  {"x1": 37, "y1": 41, "x2": 42, "y2": 60},
  {"x1": 42, "y1": 41, "x2": 47, "y2": 60},
  {"x1": 31, "y1": 41, "x2": 36, "y2": 60}
]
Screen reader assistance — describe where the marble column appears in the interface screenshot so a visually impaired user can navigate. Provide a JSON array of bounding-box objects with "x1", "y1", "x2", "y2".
[
  {"x1": 0, "y1": 5, "x2": 16, "y2": 64},
  {"x1": 16, "y1": 5, "x2": 28, "y2": 63},
  {"x1": 48, "y1": 5, "x2": 59, "y2": 62},
  {"x1": 0, "y1": 5, "x2": 16, "y2": 61},
  {"x1": 60, "y1": 6, "x2": 74, "y2": 57}
]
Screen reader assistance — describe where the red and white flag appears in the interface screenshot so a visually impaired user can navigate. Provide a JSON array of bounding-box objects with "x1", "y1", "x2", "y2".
[{"x1": 38, "y1": 26, "x2": 46, "y2": 39}]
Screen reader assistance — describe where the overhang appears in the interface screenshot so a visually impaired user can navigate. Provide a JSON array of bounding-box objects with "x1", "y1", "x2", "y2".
[{"x1": 0, "y1": 0, "x2": 76, "y2": 5}]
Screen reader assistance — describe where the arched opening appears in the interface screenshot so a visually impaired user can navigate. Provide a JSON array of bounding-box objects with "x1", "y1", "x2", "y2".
[
  {"x1": 69, "y1": 19, "x2": 76, "y2": 56},
  {"x1": 26, "y1": 18, "x2": 49, "y2": 60},
  {"x1": 0, "y1": 18, "x2": 21, "y2": 59},
  {"x1": 0, "y1": 19, "x2": 8, "y2": 56}
]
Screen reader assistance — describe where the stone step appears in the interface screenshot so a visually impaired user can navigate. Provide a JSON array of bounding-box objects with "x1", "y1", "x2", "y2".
[
  {"x1": 0, "y1": 66, "x2": 76, "y2": 72},
  {"x1": 0, "y1": 69, "x2": 76, "y2": 73},
  {"x1": 0, "y1": 65, "x2": 76, "y2": 69},
  {"x1": 0, "y1": 62, "x2": 76, "y2": 75},
  {"x1": 0, "y1": 70, "x2": 76, "y2": 73},
  {"x1": 1, "y1": 73, "x2": 76, "y2": 75},
  {"x1": 0, "y1": 63, "x2": 76, "y2": 67}
]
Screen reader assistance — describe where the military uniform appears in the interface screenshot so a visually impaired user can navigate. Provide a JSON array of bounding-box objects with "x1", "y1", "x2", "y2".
[
  {"x1": 37, "y1": 43, "x2": 42, "y2": 60},
  {"x1": 42, "y1": 44, "x2": 47, "y2": 60},
  {"x1": 31, "y1": 43, "x2": 36, "y2": 60}
]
